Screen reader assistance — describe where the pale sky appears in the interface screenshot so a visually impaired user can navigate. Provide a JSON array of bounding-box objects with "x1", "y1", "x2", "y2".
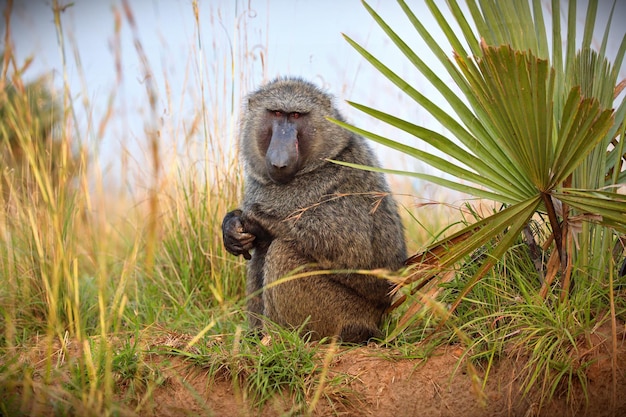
[{"x1": 4, "y1": 0, "x2": 626, "y2": 196}]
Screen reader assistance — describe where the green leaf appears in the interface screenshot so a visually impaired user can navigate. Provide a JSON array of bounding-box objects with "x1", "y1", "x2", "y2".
[
  {"x1": 446, "y1": 196, "x2": 540, "y2": 314},
  {"x1": 339, "y1": 0, "x2": 626, "y2": 322},
  {"x1": 328, "y1": 157, "x2": 517, "y2": 204},
  {"x1": 337, "y1": 103, "x2": 531, "y2": 200},
  {"x1": 552, "y1": 91, "x2": 614, "y2": 187},
  {"x1": 456, "y1": 45, "x2": 556, "y2": 189},
  {"x1": 430, "y1": 197, "x2": 541, "y2": 268},
  {"x1": 555, "y1": 189, "x2": 626, "y2": 232},
  {"x1": 371, "y1": 1, "x2": 534, "y2": 190},
  {"x1": 341, "y1": 32, "x2": 519, "y2": 189}
]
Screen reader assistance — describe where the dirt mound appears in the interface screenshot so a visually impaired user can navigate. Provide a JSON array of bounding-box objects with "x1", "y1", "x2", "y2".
[
  {"x1": 144, "y1": 336, "x2": 626, "y2": 417},
  {"x1": 6, "y1": 325, "x2": 624, "y2": 417}
]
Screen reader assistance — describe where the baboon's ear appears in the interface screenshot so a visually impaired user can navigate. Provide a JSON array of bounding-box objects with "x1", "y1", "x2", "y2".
[{"x1": 248, "y1": 93, "x2": 265, "y2": 110}]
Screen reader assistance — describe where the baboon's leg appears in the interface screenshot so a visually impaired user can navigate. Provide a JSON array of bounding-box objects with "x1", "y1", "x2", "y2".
[
  {"x1": 246, "y1": 244, "x2": 268, "y2": 330},
  {"x1": 262, "y1": 240, "x2": 384, "y2": 342}
]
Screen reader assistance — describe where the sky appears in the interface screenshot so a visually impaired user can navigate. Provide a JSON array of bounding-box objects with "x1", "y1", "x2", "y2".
[{"x1": 4, "y1": 0, "x2": 626, "y2": 196}]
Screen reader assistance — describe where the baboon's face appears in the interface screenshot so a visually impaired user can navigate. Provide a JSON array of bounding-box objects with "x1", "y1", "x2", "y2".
[
  {"x1": 244, "y1": 78, "x2": 347, "y2": 185},
  {"x1": 258, "y1": 109, "x2": 313, "y2": 184}
]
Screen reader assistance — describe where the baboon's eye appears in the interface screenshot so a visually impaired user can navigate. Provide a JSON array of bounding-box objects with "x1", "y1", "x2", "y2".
[
  {"x1": 268, "y1": 110, "x2": 283, "y2": 117},
  {"x1": 290, "y1": 112, "x2": 300, "y2": 119}
]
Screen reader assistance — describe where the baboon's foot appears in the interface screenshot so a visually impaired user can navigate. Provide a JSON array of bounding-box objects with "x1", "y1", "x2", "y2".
[{"x1": 339, "y1": 323, "x2": 383, "y2": 344}]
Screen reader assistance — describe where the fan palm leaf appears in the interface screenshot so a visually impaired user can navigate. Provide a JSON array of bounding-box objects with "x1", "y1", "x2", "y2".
[{"x1": 335, "y1": 0, "x2": 626, "y2": 329}]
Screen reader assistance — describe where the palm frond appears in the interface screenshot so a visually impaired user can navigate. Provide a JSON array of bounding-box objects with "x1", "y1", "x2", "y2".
[{"x1": 338, "y1": 0, "x2": 626, "y2": 320}]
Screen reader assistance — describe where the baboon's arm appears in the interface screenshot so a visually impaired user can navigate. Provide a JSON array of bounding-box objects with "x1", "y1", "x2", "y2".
[{"x1": 245, "y1": 196, "x2": 377, "y2": 269}]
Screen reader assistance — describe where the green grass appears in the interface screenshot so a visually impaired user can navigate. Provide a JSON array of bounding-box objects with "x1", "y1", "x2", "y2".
[
  {"x1": 167, "y1": 323, "x2": 349, "y2": 411},
  {"x1": 1, "y1": 1, "x2": 625, "y2": 416}
]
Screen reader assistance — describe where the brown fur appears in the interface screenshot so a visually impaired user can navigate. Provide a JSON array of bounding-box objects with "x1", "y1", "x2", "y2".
[{"x1": 222, "y1": 77, "x2": 406, "y2": 343}]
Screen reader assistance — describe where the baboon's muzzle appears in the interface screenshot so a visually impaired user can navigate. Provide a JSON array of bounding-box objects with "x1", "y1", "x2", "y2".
[{"x1": 266, "y1": 120, "x2": 300, "y2": 184}]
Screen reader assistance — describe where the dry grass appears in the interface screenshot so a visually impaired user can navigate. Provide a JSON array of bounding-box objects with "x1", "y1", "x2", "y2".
[
  {"x1": 3, "y1": 1, "x2": 623, "y2": 416},
  {"x1": 0, "y1": 1, "x2": 453, "y2": 415}
]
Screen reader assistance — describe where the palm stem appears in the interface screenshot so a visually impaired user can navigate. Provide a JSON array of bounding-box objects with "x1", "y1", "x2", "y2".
[{"x1": 541, "y1": 192, "x2": 565, "y2": 271}]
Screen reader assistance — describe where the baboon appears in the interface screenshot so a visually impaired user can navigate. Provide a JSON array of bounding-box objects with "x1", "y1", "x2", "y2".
[{"x1": 222, "y1": 77, "x2": 407, "y2": 343}]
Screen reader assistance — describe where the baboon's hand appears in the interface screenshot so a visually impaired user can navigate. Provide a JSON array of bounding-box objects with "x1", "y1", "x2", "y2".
[{"x1": 222, "y1": 209, "x2": 254, "y2": 260}]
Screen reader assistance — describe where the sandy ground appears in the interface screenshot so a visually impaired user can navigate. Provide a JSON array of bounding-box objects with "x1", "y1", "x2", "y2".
[{"x1": 142, "y1": 328, "x2": 626, "y2": 417}]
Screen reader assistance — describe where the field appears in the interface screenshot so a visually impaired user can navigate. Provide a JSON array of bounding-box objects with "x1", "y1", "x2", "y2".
[
  {"x1": 8, "y1": 327, "x2": 626, "y2": 416},
  {"x1": 2, "y1": 1, "x2": 626, "y2": 416}
]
